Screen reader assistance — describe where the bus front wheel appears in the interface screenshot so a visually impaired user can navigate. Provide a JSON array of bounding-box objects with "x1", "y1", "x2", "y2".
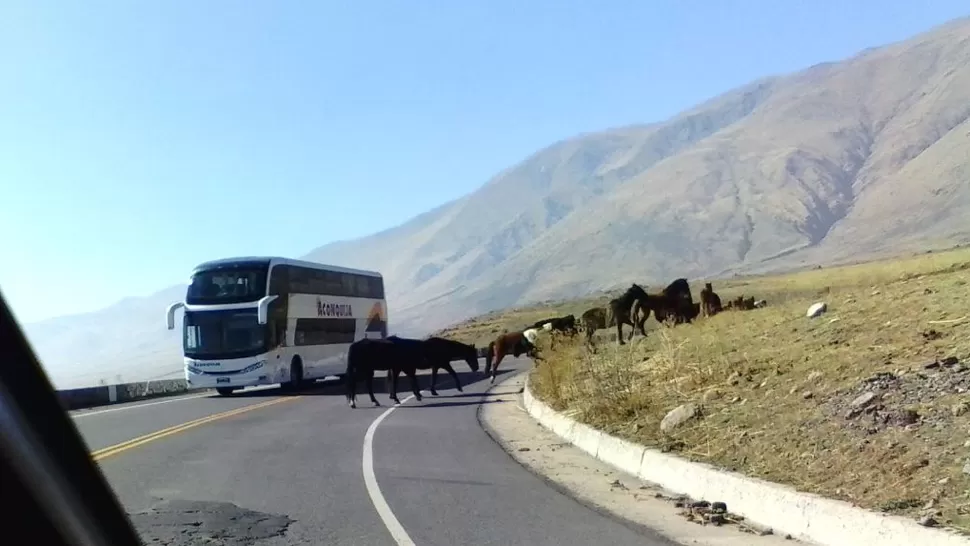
[
  {"x1": 216, "y1": 387, "x2": 235, "y2": 396},
  {"x1": 284, "y1": 358, "x2": 304, "y2": 392}
]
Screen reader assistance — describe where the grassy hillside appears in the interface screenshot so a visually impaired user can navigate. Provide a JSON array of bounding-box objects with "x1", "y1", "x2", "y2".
[{"x1": 452, "y1": 246, "x2": 970, "y2": 532}]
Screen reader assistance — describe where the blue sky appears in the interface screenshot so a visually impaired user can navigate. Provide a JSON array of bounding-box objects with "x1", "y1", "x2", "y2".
[{"x1": 1, "y1": 1, "x2": 967, "y2": 324}]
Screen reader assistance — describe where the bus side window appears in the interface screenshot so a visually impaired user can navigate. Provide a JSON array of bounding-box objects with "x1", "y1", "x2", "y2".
[
  {"x1": 355, "y1": 275, "x2": 370, "y2": 298},
  {"x1": 340, "y1": 274, "x2": 355, "y2": 297},
  {"x1": 323, "y1": 271, "x2": 343, "y2": 295}
]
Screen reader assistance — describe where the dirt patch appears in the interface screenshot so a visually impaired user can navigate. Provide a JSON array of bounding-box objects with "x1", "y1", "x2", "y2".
[{"x1": 823, "y1": 358, "x2": 970, "y2": 435}]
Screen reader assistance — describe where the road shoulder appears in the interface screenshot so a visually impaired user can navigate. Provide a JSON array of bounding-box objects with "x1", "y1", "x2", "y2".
[{"x1": 478, "y1": 371, "x2": 800, "y2": 546}]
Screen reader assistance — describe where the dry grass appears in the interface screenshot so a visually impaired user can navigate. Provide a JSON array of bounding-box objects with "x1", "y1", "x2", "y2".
[
  {"x1": 432, "y1": 295, "x2": 612, "y2": 347},
  {"x1": 446, "y1": 248, "x2": 970, "y2": 531}
]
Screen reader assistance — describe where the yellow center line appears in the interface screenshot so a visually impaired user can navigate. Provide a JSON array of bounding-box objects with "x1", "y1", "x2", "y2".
[{"x1": 91, "y1": 396, "x2": 300, "y2": 461}]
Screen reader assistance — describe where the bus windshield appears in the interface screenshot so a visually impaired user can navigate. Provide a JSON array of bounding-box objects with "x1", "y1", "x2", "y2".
[
  {"x1": 186, "y1": 268, "x2": 267, "y2": 304},
  {"x1": 183, "y1": 309, "x2": 267, "y2": 359}
]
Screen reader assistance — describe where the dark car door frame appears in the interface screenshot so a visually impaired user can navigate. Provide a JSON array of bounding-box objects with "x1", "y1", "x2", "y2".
[{"x1": 0, "y1": 289, "x2": 142, "y2": 546}]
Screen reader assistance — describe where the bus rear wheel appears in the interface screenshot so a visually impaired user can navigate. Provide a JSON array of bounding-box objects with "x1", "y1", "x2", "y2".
[{"x1": 216, "y1": 387, "x2": 235, "y2": 396}]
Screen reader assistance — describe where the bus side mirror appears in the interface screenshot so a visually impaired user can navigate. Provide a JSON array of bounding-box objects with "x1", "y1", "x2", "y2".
[
  {"x1": 165, "y1": 302, "x2": 185, "y2": 330},
  {"x1": 257, "y1": 296, "x2": 278, "y2": 325}
]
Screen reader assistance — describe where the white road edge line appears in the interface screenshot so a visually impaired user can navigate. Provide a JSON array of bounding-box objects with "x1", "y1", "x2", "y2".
[
  {"x1": 70, "y1": 393, "x2": 212, "y2": 419},
  {"x1": 362, "y1": 393, "x2": 418, "y2": 546}
]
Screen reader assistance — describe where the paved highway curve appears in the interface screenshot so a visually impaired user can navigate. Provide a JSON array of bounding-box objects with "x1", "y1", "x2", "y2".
[{"x1": 71, "y1": 358, "x2": 677, "y2": 546}]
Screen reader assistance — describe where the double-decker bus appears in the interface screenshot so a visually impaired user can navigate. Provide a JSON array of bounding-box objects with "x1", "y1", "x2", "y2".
[{"x1": 165, "y1": 257, "x2": 387, "y2": 396}]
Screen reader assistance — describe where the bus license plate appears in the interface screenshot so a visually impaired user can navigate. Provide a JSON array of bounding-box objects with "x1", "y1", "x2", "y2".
[{"x1": 216, "y1": 377, "x2": 230, "y2": 384}]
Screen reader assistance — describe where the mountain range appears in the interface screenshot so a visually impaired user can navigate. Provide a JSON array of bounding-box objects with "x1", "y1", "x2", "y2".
[{"x1": 22, "y1": 17, "x2": 970, "y2": 388}]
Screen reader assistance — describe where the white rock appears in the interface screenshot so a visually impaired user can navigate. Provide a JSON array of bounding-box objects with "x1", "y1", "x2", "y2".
[
  {"x1": 660, "y1": 403, "x2": 699, "y2": 433},
  {"x1": 806, "y1": 302, "x2": 828, "y2": 318}
]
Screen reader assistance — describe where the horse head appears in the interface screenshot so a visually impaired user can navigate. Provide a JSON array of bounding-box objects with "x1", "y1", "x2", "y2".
[{"x1": 629, "y1": 283, "x2": 649, "y2": 301}]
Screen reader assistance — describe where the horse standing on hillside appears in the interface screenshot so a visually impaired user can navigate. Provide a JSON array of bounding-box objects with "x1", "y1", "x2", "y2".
[
  {"x1": 345, "y1": 337, "x2": 426, "y2": 408},
  {"x1": 699, "y1": 282, "x2": 723, "y2": 317},
  {"x1": 663, "y1": 278, "x2": 694, "y2": 314},
  {"x1": 385, "y1": 336, "x2": 480, "y2": 396},
  {"x1": 484, "y1": 330, "x2": 538, "y2": 384},
  {"x1": 609, "y1": 284, "x2": 651, "y2": 344},
  {"x1": 579, "y1": 307, "x2": 614, "y2": 345},
  {"x1": 632, "y1": 278, "x2": 696, "y2": 327},
  {"x1": 725, "y1": 295, "x2": 757, "y2": 311},
  {"x1": 654, "y1": 301, "x2": 700, "y2": 324},
  {"x1": 531, "y1": 314, "x2": 578, "y2": 336}
]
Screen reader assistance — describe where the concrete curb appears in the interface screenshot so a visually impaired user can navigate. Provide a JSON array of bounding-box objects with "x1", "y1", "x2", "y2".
[
  {"x1": 57, "y1": 378, "x2": 201, "y2": 411},
  {"x1": 523, "y1": 376, "x2": 970, "y2": 546}
]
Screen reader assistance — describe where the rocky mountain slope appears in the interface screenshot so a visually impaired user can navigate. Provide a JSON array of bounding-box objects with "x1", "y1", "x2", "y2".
[
  {"x1": 308, "y1": 16, "x2": 970, "y2": 332},
  {"x1": 23, "y1": 17, "x2": 970, "y2": 387}
]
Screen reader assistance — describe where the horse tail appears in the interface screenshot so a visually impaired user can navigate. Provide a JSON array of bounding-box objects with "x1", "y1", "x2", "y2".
[{"x1": 485, "y1": 341, "x2": 495, "y2": 372}]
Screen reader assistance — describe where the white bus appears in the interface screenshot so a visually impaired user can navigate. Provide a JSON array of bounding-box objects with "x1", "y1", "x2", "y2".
[{"x1": 165, "y1": 257, "x2": 387, "y2": 396}]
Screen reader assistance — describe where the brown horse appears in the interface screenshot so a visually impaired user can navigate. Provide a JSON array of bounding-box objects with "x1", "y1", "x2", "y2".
[
  {"x1": 610, "y1": 284, "x2": 651, "y2": 344},
  {"x1": 484, "y1": 331, "x2": 536, "y2": 384},
  {"x1": 579, "y1": 307, "x2": 613, "y2": 345},
  {"x1": 700, "y1": 282, "x2": 723, "y2": 317}
]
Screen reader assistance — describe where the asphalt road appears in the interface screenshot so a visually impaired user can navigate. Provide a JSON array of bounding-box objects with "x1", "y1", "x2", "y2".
[{"x1": 72, "y1": 358, "x2": 677, "y2": 546}]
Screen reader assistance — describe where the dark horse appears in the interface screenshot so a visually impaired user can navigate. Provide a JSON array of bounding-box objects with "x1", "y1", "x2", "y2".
[
  {"x1": 531, "y1": 314, "x2": 578, "y2": 335},
  {"x1": 660, "y1": 277, "x2": 694, "y2": 323},
  {"x1": 484, "y1": 331, "x2": 535, "y2": 384},
  {"x1": 386, "y1": 336, "x2": 480, "y2": 396},
  {"x1": 345, "y1": 337, "x2": 425, "y2": 408},
  {"x1": 633, "y1": 278, "x2": 696, "y2": 327},
  {"x1": 654, "y1": 302, "x2": 700, "y2": 324},
  {"x1": 609, "y1": 284, "x2": 650, "y2": 344}
]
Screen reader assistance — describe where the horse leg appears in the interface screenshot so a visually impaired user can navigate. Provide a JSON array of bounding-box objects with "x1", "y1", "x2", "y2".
[
  {"x1": 443, "y1": 363, "x2": 462, "y2": 392},
  {"x1": 346, "y1": 366, "x2": 357, "y2": 408},
  {"x1": 615, "y1": 317, "x2": 626, "y2": 345},
  {"x1": 366, "y1": 370, "x2": 380, "y2": 407},
  {"x1": 406, "y1": 367, "x2": 422, "y2": 402},
  {"x1": 430, "y1": 365, "x2": 440, "y2": 396},
  {"x1": 491, "y1": 348, "x2": 507, "y2": 384},
  {"x1": 484, "y1": 342, "x2": 495, "y2": 375},
  {"x1": 389, "y1": 369, "x2": 401, "y2": 405},
  {"x1": 637, "y1": 308, "x2": 650, "y2": 337}
]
